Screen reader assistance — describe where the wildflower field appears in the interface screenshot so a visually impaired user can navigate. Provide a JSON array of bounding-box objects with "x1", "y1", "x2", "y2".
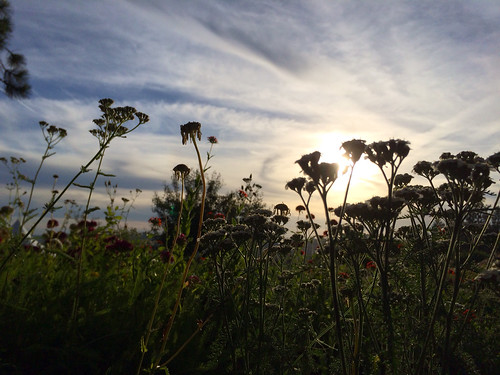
[{"x1": 0, "y1": 100, "x2": 499, "y2": 374}]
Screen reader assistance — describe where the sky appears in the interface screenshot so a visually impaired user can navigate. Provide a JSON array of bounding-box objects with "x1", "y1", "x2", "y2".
[{"x1": 1, "y1": 0, "x2": 499, "y2": 231}]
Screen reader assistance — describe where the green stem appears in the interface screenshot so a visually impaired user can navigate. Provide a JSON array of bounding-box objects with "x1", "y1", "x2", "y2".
[
  {"x1": 154, "y1": 136, "x2": 206, "y2": 368},
  {"x1": 0, "y1": 139, "x2": 113, "y2": 273}
]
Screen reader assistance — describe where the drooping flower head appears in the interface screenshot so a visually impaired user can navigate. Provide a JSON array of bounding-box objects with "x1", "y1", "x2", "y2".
[
  {"x1": 173, "y1": 163, "x2": 190, "y2": 180},
  {"x1": 296, "y1": 151, "x2": 321, "y2": 182},
  {"x1": 180, "y1": 121, "x2": 202, "y2": 145},
  {"x1": 296, "y1": 205, "x2": 306, "y2": 213},
  {"x1": 274, "y1": 203, "x2": 290, "y2": 216}
]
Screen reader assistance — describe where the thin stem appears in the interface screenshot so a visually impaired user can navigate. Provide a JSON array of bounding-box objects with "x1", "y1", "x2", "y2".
[
  {"x1": 20, "y1": 144, "x2": 51, "y2": 231},
  {"x1": 154, "y1": 136, "x2": 206, "y2": 368},
  {"x1": 71, "y1": 151, "x2": 106, "y2": 324},
  {"x1": 136, "y1": 177, "x2": 186, "y2": 375},
  {"x1": 0, "y1": 140, "x2": 112, "y2": 273}
]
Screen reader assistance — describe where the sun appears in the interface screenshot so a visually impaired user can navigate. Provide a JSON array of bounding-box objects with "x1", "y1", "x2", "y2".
[{"x1": 317, "y1": 133, "x2": 379, "y2": 182}]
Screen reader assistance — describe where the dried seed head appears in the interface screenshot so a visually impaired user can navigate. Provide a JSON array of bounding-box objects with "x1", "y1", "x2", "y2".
[
  {"x1": 274, "y1": 203, "x2": 290, "y2": 216},
  {"x1": 180, "y1": 121, "x2": 202, "y2": 145},
  {"x1": 173, "y1": 163, "x2": 190, "y2": 180}
]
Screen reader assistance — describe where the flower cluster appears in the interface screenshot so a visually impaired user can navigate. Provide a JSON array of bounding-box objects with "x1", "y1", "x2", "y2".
[
  {"x1": 149, "y1": 217, "x2": 162, "y2": 227},
  {"x1": 207, "y1": 136, "x2": 218, "y2": 144},
  {"x1": 341, "y1": 139, "x2": 366, "y2": 163},
  {"x1": 365, "y1": 139, "x2": 410, "y2": 169},
  {"x1": 295, "y1": 151, "x2": 339, "y2": 186},
  {"x1": 105, "y1": 238, "x2": 134, "y2": 254}
]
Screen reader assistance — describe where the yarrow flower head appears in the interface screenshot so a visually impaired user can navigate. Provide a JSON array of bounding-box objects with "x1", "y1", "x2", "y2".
[
  {"x1": 295, "y1": 151, "x2": 339, "y2": 186},
  {"x1": 207, "y1": 136, "x2": 218, "y2": 144},
  {"x1": 413, "y1": 161, "x2": 439, "y2": 180},
  {"x1": 341, "y1": 139, "x2": 366, "y2": 163},
  {"x1": 366, "y1": 139, "x2": 411, "y2": 168},
  {"x1": 180, "y1": 121, "x2": 202, "y2": 145},
  {"x1": 285, "y1": 177, "x2": 307, "y2": 194}
]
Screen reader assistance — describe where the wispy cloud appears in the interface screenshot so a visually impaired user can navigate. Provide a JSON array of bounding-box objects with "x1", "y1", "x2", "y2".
[{"x1": 2, "y1": 0, "x2": 499, "y2": 229}]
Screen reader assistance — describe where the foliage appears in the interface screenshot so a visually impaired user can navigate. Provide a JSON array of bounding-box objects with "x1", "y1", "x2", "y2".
[
  {"x1": 0, "y1": 0, "x2": 30, "y2": 98},
  {"x1": 0, "y1": 110, "x2": 499, "y2": 375}
]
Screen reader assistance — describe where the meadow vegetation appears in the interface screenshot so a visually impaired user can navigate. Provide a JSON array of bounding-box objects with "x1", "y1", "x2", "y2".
[{"x1": 0, "y1": 100, "x2": 499, "y2": 374}]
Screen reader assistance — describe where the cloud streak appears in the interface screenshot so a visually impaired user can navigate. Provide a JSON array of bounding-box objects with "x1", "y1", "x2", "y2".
[{"x1": 1, "y1": 0, "x2": 499, "y2": 230}]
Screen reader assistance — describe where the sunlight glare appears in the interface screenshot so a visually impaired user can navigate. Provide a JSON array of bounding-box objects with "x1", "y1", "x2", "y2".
[{"x1": 317, "y1": 133, "x2": 379, "y2": 182}]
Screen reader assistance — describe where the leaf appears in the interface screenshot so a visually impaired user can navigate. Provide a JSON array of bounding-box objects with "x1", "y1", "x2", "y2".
[
  {"x1": 42, "y1": 152, "x2": 56, "y2": 159},
  {"x1": 73, "y1": 183, "x2": 92, "y2": 189},
  {"x1": 140, "y1": 336, "x2": 148, "y2": 354},
  {"x1": 98, "y1": 171, "x2": 116, "y2": 177},
  {"x1": 84, "y1": 206, "x2": 100, "y2": 214}
]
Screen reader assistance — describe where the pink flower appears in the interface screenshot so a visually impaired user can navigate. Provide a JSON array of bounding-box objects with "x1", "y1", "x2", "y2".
[{"x1": 207, "y1": 136, "x2": 218, "y2": 144}]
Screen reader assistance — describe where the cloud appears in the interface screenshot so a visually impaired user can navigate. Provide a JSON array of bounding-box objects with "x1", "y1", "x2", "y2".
[{"x1": 2, "y1": 0, "x2": 499, "y2": 232}]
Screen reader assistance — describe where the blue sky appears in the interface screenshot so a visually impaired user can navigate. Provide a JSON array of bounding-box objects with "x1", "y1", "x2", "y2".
[{"x1": 1, "y1": 0, "x2": 499, "y2": 230}]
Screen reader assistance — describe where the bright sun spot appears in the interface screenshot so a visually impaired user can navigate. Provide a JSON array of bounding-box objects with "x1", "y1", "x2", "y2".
[{"x1": 317, "y1": 133, "x2": 379, "y2": 183}]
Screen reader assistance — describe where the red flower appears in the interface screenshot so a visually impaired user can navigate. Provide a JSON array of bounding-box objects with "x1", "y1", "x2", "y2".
[
  {"x1": 207, "y1": 136, "x2": 218, "y2": 144},
  {"x1": 149, "y1": 217, "x2": 162, "y2": 227},
  {"x1": 239, "y1": 189, "x2": 248, "y2": 198},
  {"x1": 46, "y1": 219, "x2": 59, "y2": 228},
  {"x1": 214, "y1": 212, "x2": 226, "y2": 219},
  {"x1": 188, "y1": 275, "x2": 201, "y2": 284},
  {"x1": 448, "y1": 268, "x2": 455, "y2": 275},
  {"x1": 160, "y1": 250, "x2": 174, "y2": 263},
  {"x1": 462, "y1": 308, "x2": 476, "y2": 322},
  {"x1": 366, "y1": 261, "x2": 376, "y2": 269},
  {"x1": 177, "y1": 233, "x2": 187, "y2": 245},
  {"x1": 77, "y1": 220, "x2": 98, "y2": 232},
  {"x1": 339, "y1": 272, "x2": 350, "y2": 279},
  {"x1": 106, "y1": 239, "x2": 134, "y2": 253}
]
